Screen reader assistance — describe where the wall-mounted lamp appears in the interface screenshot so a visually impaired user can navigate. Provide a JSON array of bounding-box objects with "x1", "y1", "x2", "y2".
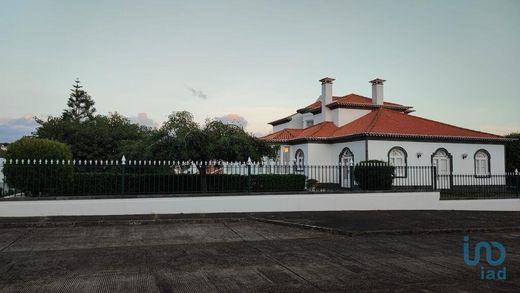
[
  {"x1": 462, "y1": 153, "x2": 468, "y2": 159},
  {"x1": 416, "y1": 152, "x2": 422, "y2": 159}
]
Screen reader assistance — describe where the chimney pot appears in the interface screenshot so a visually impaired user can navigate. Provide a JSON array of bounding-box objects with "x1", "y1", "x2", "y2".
[
  {"x1": 320, "y1": 77, "x2": 335, "y2": 123},
  {"x1": 369, "y1": 78, "x2": 386, "y2": 105}
]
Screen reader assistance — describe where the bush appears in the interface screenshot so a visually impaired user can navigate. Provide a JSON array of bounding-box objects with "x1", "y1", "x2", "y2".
[
  {"x1": 3, "y1": 137, "x2": 73, "y2": 196},
  {"x1": 47, "y1": 172, "x2": 306, "y2": 195},
  {"x1": 506, "y1": 174, "x2": 520, "y2": 191},
  {"x1": 251, "y1": 174, "x2": 306, "y2": 192},
  {"x1": 353, "y1": 160, "x2": 394, "y2": 190}
]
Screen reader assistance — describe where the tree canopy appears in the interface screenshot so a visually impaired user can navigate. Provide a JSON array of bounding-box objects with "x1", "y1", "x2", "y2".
[
  {"x1": 36, "y1": 113, "x2": 152, "y2": 160},
  {"x1": 150, "y1": 111, "x2": 275, "y2": 163},
  {"x1": 32, "y1": 81, "x2": 273, "y2": 162},
  {"x1": 62, "y1": 79, "x2": 96, "y2": 121}
]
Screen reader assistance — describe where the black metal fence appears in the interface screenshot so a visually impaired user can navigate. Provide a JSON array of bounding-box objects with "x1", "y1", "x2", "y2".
[{"x1": 0, "y1": 158, "x2": 519, "y2": 199}]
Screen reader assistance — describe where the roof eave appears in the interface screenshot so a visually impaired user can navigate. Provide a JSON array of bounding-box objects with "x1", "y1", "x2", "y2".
[{"x1": 262, "y1": 132, "x2": 509, "y2": 144}]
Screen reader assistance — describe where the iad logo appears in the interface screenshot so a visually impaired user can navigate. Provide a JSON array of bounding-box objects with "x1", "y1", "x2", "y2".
[{"x1": 463, "y1": 236, "x2": 507, "y2": 280}]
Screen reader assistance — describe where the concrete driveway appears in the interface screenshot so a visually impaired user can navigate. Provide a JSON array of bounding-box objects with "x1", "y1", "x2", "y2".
[{"x1": 0, "y1": 211, "x2": 519, "y2": 292}]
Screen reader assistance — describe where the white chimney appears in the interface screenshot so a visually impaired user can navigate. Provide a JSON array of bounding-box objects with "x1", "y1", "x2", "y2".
[
  {"x1": 320, "y1": 77, "x2": 335, "y2": 122},
  {"x1": 370, "y1": 78, "x2": 386, "y2": 105}
]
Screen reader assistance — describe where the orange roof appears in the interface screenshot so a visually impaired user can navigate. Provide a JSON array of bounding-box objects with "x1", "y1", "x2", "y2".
[{"x1": 261, "y1": 108, "x2": 505, "y2": 142}]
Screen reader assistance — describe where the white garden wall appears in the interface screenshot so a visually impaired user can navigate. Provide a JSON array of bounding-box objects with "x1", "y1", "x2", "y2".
[{"x1": 1, "y1": 192, "x2": 519, "y2": 217}]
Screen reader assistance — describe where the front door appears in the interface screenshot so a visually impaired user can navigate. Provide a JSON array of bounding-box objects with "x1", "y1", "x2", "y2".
[
  {"x1": 340, "y1": 154, "x2": 354, "y2": 188},
  {"x1": 433, "y1": 150, "x2": 451, "y2": 189}
]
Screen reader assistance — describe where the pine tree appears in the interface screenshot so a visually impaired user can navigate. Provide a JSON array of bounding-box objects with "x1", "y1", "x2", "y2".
[{"x1": 62, "y1": 78, "x2": 96, "y2": 121}]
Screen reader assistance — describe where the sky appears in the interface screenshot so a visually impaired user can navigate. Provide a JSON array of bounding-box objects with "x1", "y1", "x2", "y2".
[{"x1": 0, "y1": 0, "x2": 519, "y2": 142}]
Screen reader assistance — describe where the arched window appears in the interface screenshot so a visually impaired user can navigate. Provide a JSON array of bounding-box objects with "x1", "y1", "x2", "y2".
[
  {"x1": 339, "y1": 147, "x2": 354, "y2": 183},
  {"x1": 339, "y1": 147, "x2": 354, "y2": 166},
  {"x1": 432, "y1": 148, "x2": 451, "y2": 175},
  {"x1": 388, "y1": 147, "x2": 407, "y2": 177},
  {"x1": 474, "y1": 149, "x2": 490, "y2": 177},
  {"x1": 295, "y1": 149, "x2": 304, "y2": 171}
]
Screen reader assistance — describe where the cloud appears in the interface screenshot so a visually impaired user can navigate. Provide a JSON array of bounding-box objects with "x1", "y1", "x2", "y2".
[
  {"x1": 0, "y1": 114, "x2": 39, "y2": 142},
  {"x1": 186, "y1": 86, "x2": 208, "y2": 99},
  {"x1": 215, "y1": 114, "x2": 248, "y2": 128},
  {"x1": 129, "y1": 112, "x2": 159, "y2": 128}
]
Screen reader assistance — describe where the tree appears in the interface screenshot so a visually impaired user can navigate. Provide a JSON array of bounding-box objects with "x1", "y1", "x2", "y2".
[
  {"x1": 62, "y1": 79, "x2": 96, "y2": 121},
  {"x1": 505, "y1": 133, "x2": 520, "y2": 172},
  {"x1": 151, "y1": 111, "x2": 276, "y2": 191},
  {"x1": 35, "y1": 113, "x2": 153, "y2": 160},
  {"x1": 3, "y1": 137, "x2": 73, "y2": 196},
  {"x1": 151, "y1": 111, "x2": 275, "y2": 162}
]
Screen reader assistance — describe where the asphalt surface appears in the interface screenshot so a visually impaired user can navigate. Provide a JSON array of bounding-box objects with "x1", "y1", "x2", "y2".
[{"x1": 0, "y1": 211, "x2": 519, "y2": 292}]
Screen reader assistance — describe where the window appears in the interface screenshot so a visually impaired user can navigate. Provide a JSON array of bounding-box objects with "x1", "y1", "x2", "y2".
[
  {"x1": 388, "y1": 147, "x2": 407, "y2": 177},
  {"x1": 281, "y1": 146, "x2": 290, "y2": 163},
  {"x1": 474, "y1": 150, "x2": 490, "y2": 176},
  {"x1": 432, "y1": 149, "x2": 451, "y2": 175},
  {"x1": 295, "y1": 149, "x2": 304, "y2": 171},
  {"x1": 305, "y1": 120, "x2": 314, "y2": 127}
]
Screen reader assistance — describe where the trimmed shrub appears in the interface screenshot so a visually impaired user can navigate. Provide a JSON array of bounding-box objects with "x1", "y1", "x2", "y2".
[
  {"x1": 251, "y1": 174, "x2": 306, "y2": 192},
  {"x1": 353, "y1": 160, "x2": 394, "y2": 190},
  {"x1": 3, "y1": 137, "x2": 73, "y2": 196},
  {"x1": 506, "y1": 174, "x2": 520, "y2": 191},
  {"x1": 53, "y1": 172, "x2": 306, "y2": 195}
]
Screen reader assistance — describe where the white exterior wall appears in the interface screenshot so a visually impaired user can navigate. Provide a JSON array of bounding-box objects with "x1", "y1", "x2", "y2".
[
  {"x1": 285, "y1": 141, "x2": 365, "y2": 165},
  {"x1": 332, "y1": 108, "x2": 371, "y2": 126},
  {"x1": 367, "y1": 140, "x2": 506, "y2": 174},
  {"x1": 272, "y1": 114, "x2": 304, "y2": 132},
  {"x1": 330, "y1": 141, "x2": 366, "y2": 164},
  {"x1": 289, "y1": 141, "x2": 366, "y2": 166}
]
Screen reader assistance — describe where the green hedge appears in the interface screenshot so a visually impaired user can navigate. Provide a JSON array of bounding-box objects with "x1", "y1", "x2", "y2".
[
  {"x1": 353, "y1": 160, "x2": 394, "y2": 190},
  {"x1": 24, "y1": 172, "x2": 306, "y2": 195},
  {"x1": 3, "y1": 138, "x2": 73, "y2": 196},
  {"x1": 251, "y1": 174, "x2": 306, "y2": 192}
]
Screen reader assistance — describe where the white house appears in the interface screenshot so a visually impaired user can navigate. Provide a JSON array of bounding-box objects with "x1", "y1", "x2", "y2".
[{"x1": 261, "y1": 77, "x2": 509, "y2": 188}]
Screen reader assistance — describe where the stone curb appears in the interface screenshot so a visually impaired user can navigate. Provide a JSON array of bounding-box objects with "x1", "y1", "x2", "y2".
[
  {"x1": 0, "y1": 217, "x2": 247, "y2": 228},
  {"x1": 249, "y1": 216, "x2": 520, "y2": 236}
]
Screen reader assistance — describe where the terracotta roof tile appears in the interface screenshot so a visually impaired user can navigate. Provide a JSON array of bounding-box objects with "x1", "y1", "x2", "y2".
[{"x1": 261, "y1": 108, "x2": 504, "y2": 142}]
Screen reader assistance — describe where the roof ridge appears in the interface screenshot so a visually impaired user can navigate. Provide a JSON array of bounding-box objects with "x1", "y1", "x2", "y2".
[{"x1": 366, "y1": 109, "x2": 383, "y2": 132}]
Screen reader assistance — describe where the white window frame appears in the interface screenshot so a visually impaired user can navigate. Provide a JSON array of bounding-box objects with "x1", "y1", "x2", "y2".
[
  {"x1": 388, "y1": 147, "x2": 407, "y2": 178},
  {"x1": 432, "y1": 149, "x2": 451, "y2": 175},
  {"x1": 474, "y1": 150, "x2": 490, "y2": 177},
  {"x1": 339, "y1": 148, "x2": 354, "y2": 180},
  {"x1": 295, "y1": 149, "x2": 304, "y2": 171}
]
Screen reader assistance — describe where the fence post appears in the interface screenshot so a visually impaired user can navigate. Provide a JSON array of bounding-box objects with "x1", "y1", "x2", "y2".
[
  {"x1": 121, "y1": 155, "x2": 126, "y2": 194},
  {"x1": 514, "y1": 169, "x2": 520, "y2": 197},
  {"x1": 247, "y1": 157, "x2": 252, "y2": 193},
  {"x1": 431, "y1": 166, "x2": 437, "y2": 190}
]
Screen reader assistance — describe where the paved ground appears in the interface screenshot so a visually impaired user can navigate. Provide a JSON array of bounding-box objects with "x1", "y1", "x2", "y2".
[{"x1": 0, "y1": 211, "x2": 519, "y2": 292}]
